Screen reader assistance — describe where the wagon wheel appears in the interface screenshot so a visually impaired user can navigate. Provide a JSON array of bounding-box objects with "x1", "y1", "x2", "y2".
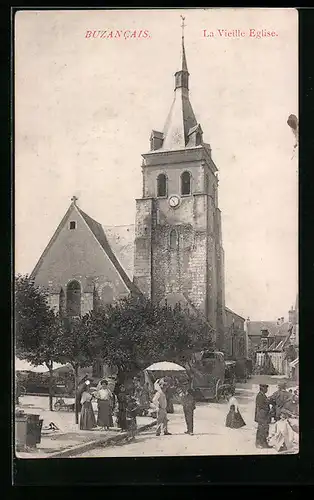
[{"x1": 215, "y1": 379, "x2": 223, "y2": 402}]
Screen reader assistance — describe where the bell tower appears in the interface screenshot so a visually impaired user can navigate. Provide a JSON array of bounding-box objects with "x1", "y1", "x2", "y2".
[{"x1": 133, "y1": 19, "x2": 226, "y2": 348}]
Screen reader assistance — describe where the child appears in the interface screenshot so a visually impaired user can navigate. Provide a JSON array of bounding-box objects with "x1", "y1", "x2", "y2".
[
  {"x1": 182, "y1": 387, "x2": 196, "y2": 435},
  {"x1": 225, "y1": 390, "x2": 246, "y2": 429},
  {"x1": 126, "y1": 396, "x2": 138, "y2": 441}
]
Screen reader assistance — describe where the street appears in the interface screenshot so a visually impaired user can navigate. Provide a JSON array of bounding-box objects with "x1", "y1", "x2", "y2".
[{"x1": 78, "y1": 377, "x2": 298, "y2": 458}]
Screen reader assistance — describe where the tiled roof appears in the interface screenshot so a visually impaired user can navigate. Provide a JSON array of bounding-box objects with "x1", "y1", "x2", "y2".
[
  {"x1": 247, "y1": 320, "x2": 292, "y2": 339},
  {"x1": 247, "y1": 321, "x2": 277, "y2": 336},
  {"x1": 77, "y1": 208, "x2": 139, "y2": 296}
]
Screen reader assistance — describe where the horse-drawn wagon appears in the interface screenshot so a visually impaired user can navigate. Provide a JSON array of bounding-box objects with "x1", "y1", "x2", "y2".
[{"x1": 185, "y1": 350, "x2": 235, "y2": 402}]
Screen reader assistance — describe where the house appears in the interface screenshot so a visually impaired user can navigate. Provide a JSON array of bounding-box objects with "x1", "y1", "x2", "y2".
[
  {"x1": 224, "y1": 307, "x2": 247, "y2": 360},
  {"x1": 246, "y1": 319, "x2": 278, "y2": 354},
  {"x1": 252, "y1": 301, "x2": 299, "y2": 376}
]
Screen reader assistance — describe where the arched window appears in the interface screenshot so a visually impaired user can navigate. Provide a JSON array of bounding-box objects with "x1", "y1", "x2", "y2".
[
  {"x1": 170, "y1": 229, "x2": 178, "y2": 250},
  {"x1": 181, "y1": 171, "x2": 191, "y2": 195},
  {"x1": 157, "y1": 173, "x2": 167, "y2": 197},
  {"x1": 66, "y1": 280, "x2": 81, "y2": 317}
]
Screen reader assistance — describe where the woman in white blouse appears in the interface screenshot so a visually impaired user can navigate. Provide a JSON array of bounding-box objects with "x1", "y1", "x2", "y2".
[{"x1": 95, "y1": 380, "x2": 113, "y2": 430}]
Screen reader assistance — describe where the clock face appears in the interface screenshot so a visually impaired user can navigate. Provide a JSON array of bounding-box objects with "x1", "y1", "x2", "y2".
[{"x1": 169, "y1": 195, "x2": 180, "y2": 208}]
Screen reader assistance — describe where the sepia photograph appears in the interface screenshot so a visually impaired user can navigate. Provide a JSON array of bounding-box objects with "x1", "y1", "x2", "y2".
[{"x1": 14, "y1": 8, "x2": 298, "y2": 459}]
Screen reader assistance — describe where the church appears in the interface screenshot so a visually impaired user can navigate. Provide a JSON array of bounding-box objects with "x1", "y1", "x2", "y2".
[{"x1": 31, "y1": 32, "x2": 247, "y2": 360}]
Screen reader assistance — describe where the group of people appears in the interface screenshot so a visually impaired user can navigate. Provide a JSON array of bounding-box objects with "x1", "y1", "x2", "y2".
[
  {"x1": 152, "y1": 378, "x2": 197, "y2": 436},
  {"x1": 224, "y1": 381, "x2": 299, "y2": 453},
  {"x1": 79, "y1": 379, "x2": 114, "y2": 430},
  {"x1": 255, "y1": 382, "x2": 299, "y2": 452},
  {"x1": 78, "y1": 379, "x2": 138, "y2": 439},
  {"x1": 78, "y1": 373, "x2": 299, "y2": 453}
]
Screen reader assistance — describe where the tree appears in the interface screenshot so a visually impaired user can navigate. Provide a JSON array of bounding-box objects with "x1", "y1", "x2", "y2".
[
  {"x1": 82, "y1": 295, "x2": 213, "y2": 384},
  {"x1": 15, "y1": 274, "x2": 63, "y2": 410},
  {"x1": 55, "y1": 316, "x2": 96, "y2": 424}
]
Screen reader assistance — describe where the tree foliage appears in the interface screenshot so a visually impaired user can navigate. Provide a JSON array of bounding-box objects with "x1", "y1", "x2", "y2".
[
  {"x1": 15, "y1": 274, "x2": 65, "y2": 409},
  {"x1": 15, "y1": 274, "x2": 61, "y2": 367},
  {"x1": 81, "y1": 296, "x2": 213, "y2": 374}
]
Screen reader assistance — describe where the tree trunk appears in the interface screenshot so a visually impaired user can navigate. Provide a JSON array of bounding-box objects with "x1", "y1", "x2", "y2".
[
  {"x1": 47, "y1": 361, "x2": 54, "y2": 411},
  {"x1": 74, "y1": 364, "x2": 79, "y2": 425}
]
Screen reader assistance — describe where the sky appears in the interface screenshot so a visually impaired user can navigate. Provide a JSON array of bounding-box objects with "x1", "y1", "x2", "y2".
[{"x1": 15, "y1": 8, "x2": 298, "y2": 321}]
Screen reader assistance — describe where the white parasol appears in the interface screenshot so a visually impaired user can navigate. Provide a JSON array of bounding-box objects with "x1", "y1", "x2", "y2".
[{"x1": 145, "y1": 361, "x2": 186, "y2": 371}]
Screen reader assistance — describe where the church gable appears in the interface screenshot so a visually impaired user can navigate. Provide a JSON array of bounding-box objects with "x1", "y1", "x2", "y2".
[{"x1": 31, "y1": 202, "x2": 136, "y2": 306}]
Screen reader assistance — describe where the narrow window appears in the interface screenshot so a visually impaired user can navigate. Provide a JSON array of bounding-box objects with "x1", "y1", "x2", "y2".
[
  {"x1": 181, "y1": 171, "x2": 191, "y2": 195},
  {"x1": 170, "y1": 229, "x2": 178, "y2": 250},
  {"x1": 157, "y1": 173, "x2": 167, "y2": 197},
  {"x1": 69, "y1": 221, "x2": 76, "y2": 230},
  {"x1": 205, "y1": 173, "x2": 209, "y2": 194},
  {"x1": 59, "y1": 287, "x2": 66, "y2": 316},
  {"x1": 66, "y1": 280, "x2": 81, "y2": 317}
]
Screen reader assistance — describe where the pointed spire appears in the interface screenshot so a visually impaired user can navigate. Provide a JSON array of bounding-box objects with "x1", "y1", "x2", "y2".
[
  {"x1": 175, "y1": 16, "x2": 189, "y2": 91},
  {"x1": 181, "y1": 15, "x2": 188, "y2": 72},
  {"x1": 182, "y1": 37, "x2": 188, "y2": 72}
]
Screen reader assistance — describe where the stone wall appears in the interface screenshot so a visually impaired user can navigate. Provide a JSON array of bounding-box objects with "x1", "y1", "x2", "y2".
[{"x1": 133, "y1": 197, "x2": 153, "y2": 299}]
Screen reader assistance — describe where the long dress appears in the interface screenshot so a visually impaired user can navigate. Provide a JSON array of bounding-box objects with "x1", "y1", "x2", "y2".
[
  {"x1": 96, "y1": 388, "x2": 112, "y2": 428},
  {"x1": 79, "y1": 391, "x2": 96, "y2": 430},
  {"x1": 268, "y1": 418, "x2": 295, "y2": 451},
  {"x1": 225, "y1": 397, "x2": 246, "y2": 429}
]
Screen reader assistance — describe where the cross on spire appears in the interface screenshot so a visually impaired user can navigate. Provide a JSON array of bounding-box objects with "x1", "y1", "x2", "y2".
[
  {"x1": 180, "y1": 15, "x2": 186, "y2": 39},
  {"x1": 71, "y1": 195, "x2": 78, "y2": 205}
]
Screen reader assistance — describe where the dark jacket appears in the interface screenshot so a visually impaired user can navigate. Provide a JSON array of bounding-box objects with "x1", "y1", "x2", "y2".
[
  {"x1": 117, "y1": 392, "x2": 128, "y2": 412},
  {"x1": 254, "y1": 391, "x2": 271, "y2": 424},
  {"x1": 182, "y1": 393, "x2": 196, "y2": 411},
  {"x1": 267, "y1": 389, "x2": 292, "y2": 418}
]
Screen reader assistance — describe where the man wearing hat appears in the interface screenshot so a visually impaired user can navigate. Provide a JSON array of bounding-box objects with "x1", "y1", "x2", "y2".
[
  {"x1": 268, "y1": 382, "x2": 292, "y2": 422},
  {"x1": 254, "y1": 384, "x2": 272, "y2": 448}
]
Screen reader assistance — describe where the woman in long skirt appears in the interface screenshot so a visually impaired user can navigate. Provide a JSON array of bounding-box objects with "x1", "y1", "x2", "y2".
[
  {"x1": 79, "y1": 385, "x2": 96, "y2": 430},
  {"x1": 225, "y1": 391, "x2": 246, "y2": 429},
  {"x1": 96, "y1": 380, "x2": 112, "y2": 430},
  {"x1": 117, "y1": 384, "x2": 128, "y2": 431}
]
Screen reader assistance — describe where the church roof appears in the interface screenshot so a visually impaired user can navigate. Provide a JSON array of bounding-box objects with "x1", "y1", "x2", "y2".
[
  {"x1": 162, "y1": 91, "x2": 198, "y2": 150},
  {"x1": 31, "y1": 200, "x2": 139, "y2": 296},
  {"x1": 149, "y1": 34, "x2": 202, "y2": 152},
  {"x1": 76, "y1": 207, "x2": 138, "y2": 294}
]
